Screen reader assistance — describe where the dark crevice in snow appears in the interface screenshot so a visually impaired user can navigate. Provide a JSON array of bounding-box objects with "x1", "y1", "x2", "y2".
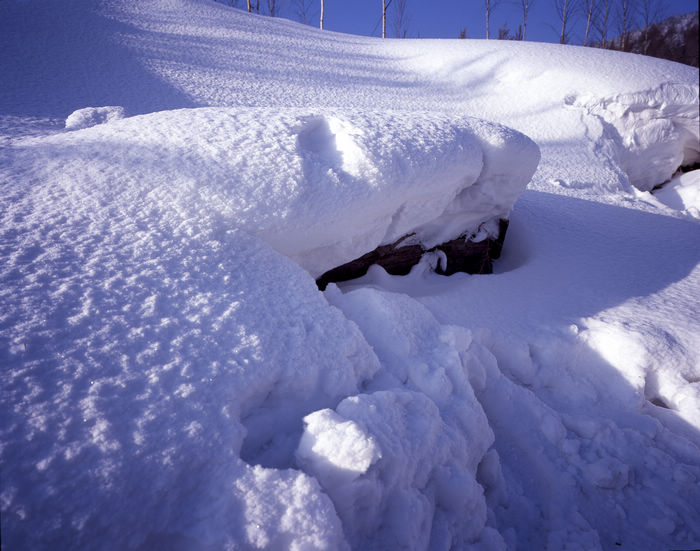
[
  {"x1": 316, "y1": 219, "x2": 509, "y2": 290},
  {"x1": 679, "y1": 161, "x2": 700, "y2": 173},
  {"x1": 649, "y1": 397, "x2": 671, "y2": 409}
]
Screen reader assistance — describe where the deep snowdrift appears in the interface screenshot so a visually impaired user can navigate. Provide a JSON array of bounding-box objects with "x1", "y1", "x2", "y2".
[
  {"x1": 4, "y1": 107, "x2": 538, "y2": 278},
  {"x1": 2, "y1": 1, "x2": 699, "y2": 550}
]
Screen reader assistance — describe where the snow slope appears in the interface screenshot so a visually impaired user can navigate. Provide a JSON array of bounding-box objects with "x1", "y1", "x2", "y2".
[{"x1": 2, "y1": 1, "x2": 699, "y2": 550}]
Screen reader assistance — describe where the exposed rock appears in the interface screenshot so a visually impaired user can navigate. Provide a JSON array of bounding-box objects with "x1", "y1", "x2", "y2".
[{"x1": 316, "y1": 219, "x2": 509, "y2": 290}]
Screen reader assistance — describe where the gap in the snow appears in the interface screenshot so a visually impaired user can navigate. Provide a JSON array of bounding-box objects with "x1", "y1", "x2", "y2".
[
  {"x1": 652, "y1": 161, "x2": 700, "y2": 191},
  {"x1": 316, "y1": 220, "x2": 510, "y2": 290},
  {"x1": 240, "y1": 416, "x2": 305, "y2": 470}
]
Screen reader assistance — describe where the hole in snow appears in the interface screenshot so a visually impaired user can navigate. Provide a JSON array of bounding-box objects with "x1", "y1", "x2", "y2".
[{"x1": 649, "y1": 396, "x2": 671, "y2": 409}]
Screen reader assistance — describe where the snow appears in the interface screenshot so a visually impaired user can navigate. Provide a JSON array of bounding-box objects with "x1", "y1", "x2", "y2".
[
  {"x1": 4, "y1": 105, "x2": 538, "y2": 278},
  {"x1": 653, "y1": 169, "x2": 700, "y2": 215},
  {"x1": 2, "y1": 0, "x2": 700, "y2": 550},
  {"x1": 65, "y1": 106, "x2": 126, "y2": 130}
]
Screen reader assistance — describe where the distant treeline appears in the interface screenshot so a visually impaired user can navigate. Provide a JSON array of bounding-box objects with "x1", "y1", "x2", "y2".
[
  {"x1": 215, "y1": 0, "x2": 698, "y2": 67},
  {"x1": 602, "y1": 12, "x2": 699, "y2": 67}
]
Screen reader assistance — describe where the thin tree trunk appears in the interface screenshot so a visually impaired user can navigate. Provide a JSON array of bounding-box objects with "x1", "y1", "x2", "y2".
[
  {"x1": 382, "y1": 0, "x2": 394, "y2": 38},
  {"x1": 382, "y1": 0, "x2": 387, "y2": 38},
  {"x1": 601, "y1": 0, "x2": 609, "y2": 47},
  {"x1": 521, "y1": 0, "x2": 529, "y2": 40},
  {"x1": 247, "y1": 0, "x2": 251, "y2": 12},
  {"x1": 583, "y1": 0, "x2": 594, "y2": 45},
  {"x1": 559, "y1": 0, "x2": 568, "y2": 43},
  {"x1": 320, "y1": 0, "x2": 324, "y2": 29},
  {"x1": 486, "y1": 0, "x2": 490, "y2": 39}
]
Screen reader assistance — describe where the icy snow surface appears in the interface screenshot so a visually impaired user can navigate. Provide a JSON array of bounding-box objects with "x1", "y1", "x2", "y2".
[{"x1": 2, "y1": 0, "x2": 700, "y2": 550}]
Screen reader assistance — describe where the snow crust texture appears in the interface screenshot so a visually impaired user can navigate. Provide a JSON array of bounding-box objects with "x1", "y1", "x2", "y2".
[{"x1": 2, "y1": 0, "x2": 700, "y2": 550}]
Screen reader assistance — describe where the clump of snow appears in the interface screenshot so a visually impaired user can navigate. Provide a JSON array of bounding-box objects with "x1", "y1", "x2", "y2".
[
  {"x1": 65, "y1": 106, "x2": 125, "y2": 130},
  {"x1": 566, "y1": 82, "x2": 700, "y2": 191},
  {"x1": 653, "y1": 169, "x2": 700, "y2": 216},
  {"x1": 300, "y1": 286, "x2": 500, "y2": 550}
]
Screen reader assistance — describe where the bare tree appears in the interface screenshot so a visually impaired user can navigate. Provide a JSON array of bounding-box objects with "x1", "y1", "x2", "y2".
[
  {"x1": 392, "y1": 0, "x2": 411, "y2": 37},
  {"x1": 498, "y1": 23, "x2": 524, "y2": 39},
  {"x1": 554, "y1": 0, "x2": 574, "y2": 43},
  {"x1": 320, "y1": 0, "x2": 325, "y2": 29},
  {"x1": 582, "y1": 0, "x2": 597, "y2": 45},
  {"x1": 639, "y1": 0, "x2": 667, "y2": 52},
  {"x1": 247, "y1": 0, "x2": 252, "y2": 12},
  {"x1": 520, "y1": 0, "x2": 534, "y2": 40},
  {"x1": 615, "y1": 0, "x2": 636, "y2": 50},
  {"x1": 382, "y1": 0, "x2": 394, "y2": 38},
  {"x1": 266, "y1": 0, "x2": 283, "y2": 16},
  {"x1": 485, "y1": 0, "x2": 502, "y2": 38},
  {"x1": 292, "y1": 0, "x2": 317, "y2": 25},
  {"x1": 592, "y1": 0, "x2": 612, "y2": 46}
]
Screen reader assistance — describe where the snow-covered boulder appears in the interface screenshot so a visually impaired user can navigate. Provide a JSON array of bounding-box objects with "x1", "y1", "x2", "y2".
[
  {"x1": 10, "y1": 107, "x2": 540, "y2": 279},
  {"x1": 1, "y1": 104, "x2": 537, "y2": 549}
]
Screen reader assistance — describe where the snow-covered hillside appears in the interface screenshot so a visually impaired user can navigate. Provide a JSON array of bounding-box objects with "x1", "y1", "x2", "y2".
[{"x1": 1, "y1": 1, "x2": 699, "y2": 550}]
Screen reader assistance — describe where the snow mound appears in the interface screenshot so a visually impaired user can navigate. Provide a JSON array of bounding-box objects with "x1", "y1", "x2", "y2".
[
  {"x1": 309, "y1": 286, "x2": 500, "y2": 550},
  {"x1": 65, "y1": 106, "x2": 125, "y2": 130},
  {"x1": 1, "y1": 102, "x2": 537, "y2": 549},
  {"x1": 2, "y1": 0, "x2": 700, "y2": 549},
  {"x1": 0, "y1": 204, "x2": 378, "y2": 548},
  {"x1": 567, "y1": 82, "x2": 700, "y2": 191},
  {"x1": 8, "y1": 107, "x2": 539, "y2": 278},
  {"x1": 654, "y1": 169, "x2": 700, "y2": 216}
]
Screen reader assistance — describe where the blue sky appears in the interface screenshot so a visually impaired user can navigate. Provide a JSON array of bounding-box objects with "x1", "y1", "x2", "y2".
[{"x1": 268, "y1": 0, "x2": 698, "y2": 44}]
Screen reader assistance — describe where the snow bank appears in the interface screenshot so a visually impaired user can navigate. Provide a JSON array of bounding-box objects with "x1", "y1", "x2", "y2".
[
  {"x1": 653, "y1": 169, "x2": 700, "y2": 216},
  {"x1": 567, "y1": 82, "x2": 700, "y2": 191},
  {"x1": 304, "y1": 286, "x2": 501, "y2": 550},
  {"x1": 1, "y1": 97, "x2": 539, "y2": 551},
  {"x1": 6, "y1": 107, "x2": 538, "y2": 278},
  {"x1": 0, "y1": 195, "x2": 379, "y2": 548}
]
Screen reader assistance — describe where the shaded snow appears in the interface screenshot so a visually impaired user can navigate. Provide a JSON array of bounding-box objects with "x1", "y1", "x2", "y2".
[{"x1": 654, "y1": 169, "x2": 700, "y2": 215}]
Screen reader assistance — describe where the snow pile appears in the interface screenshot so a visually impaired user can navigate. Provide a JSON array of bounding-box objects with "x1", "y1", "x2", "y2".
[
  {"x1": 1, "y1": 49, "x2": 539, "y2": 551},
  {"x1": 567, "y1": 82, "x2": 700, "y2": 191},
  {"x1": 2, "y1": 0, "x2": 700, "y2": 550},
  {"x1": 1, "y1": 197, "x2": 380, "y2": 548},
  {"x1": 65, "y1": 105, "x2": 125, "y2": 130},
  {"x1": 3, "y1": 107, "x2": 537, "y2": 278},
  {"x1": 301, "y1": 286, "x2": 499, "y2": 549},
  {"x1": 654, "y1": 169, "x2": 700, "y2": 216}
]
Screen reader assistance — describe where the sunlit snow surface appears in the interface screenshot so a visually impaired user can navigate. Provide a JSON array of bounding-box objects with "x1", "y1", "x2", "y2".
[{"x1": 2, "y1": 1, "x2": 700, "y2": 550}]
